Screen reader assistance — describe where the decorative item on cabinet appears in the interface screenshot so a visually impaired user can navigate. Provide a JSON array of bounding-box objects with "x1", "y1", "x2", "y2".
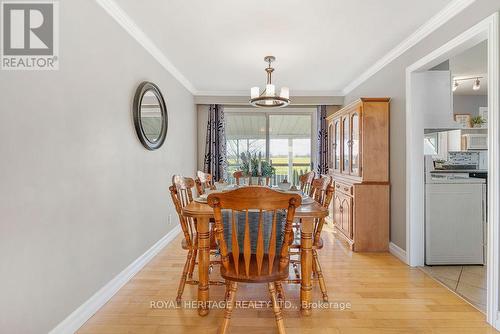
[{"x1": 326, "y1": 98, "x2": 390, "y2": 252}]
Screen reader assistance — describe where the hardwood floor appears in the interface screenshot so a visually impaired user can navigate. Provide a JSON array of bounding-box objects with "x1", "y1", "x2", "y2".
[{"x1": 78, "y1": 229, "x2": 498, "y2": 334}]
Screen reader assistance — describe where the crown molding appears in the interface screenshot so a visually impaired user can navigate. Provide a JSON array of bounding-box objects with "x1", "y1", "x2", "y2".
[
  {"x1": 342, "y1": 0, "x2": 476, "y2": 96},
  {"x1": 95, "y1": 0, "x2": 197, "y2": 94}
]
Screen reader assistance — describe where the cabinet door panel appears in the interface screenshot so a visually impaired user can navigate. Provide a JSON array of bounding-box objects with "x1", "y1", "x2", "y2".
[
  {"x1": 327, "y1": 123, "x2": 334, "y2": 169},
  {"x1": 333, "y1": 193, "x2": 342, "y2": 228},
  {"x1": 334, "y1": 190, "x2": 353, "y2": 239},
  {"x1": 333, "y1": 118, "x2": 341, "y2": 173},
  {"x1": 350, "y1": 111, "x2": 361, "y2": 176},
  {"x1": 340, "y1": 196, "x2": 353, "y2": 239},
  {"x1": 342, "y1": 116, "x2": 350, "y2": 174}
]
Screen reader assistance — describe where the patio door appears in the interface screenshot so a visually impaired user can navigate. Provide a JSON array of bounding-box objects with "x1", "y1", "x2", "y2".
[{"x1": 225, "y1": 110, "x2": 313, "y2": 185}]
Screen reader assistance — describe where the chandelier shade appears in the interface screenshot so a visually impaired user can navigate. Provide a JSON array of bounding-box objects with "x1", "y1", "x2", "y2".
[{"x1": 249, "y1": 56, "x2": 290, "y2": 108}]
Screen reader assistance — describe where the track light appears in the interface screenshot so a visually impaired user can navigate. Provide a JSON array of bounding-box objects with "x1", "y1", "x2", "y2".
[
  {"x1": 452, "y1": 76, "x2": 483, "y2": 92},
  {"x1": 473, "y1": 78, "x2": 481, "y2": 91}
]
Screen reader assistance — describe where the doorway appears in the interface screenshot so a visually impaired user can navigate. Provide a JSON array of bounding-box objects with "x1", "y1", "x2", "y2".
[{"x1": 405, "y1": 13, "x2": 499, "y2": 328}]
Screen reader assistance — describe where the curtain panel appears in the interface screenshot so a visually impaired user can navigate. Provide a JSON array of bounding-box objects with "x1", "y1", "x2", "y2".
[
  {"x1": 204, "y1": 104, "x2": 227, "y2": 181},
  {"x1": 316, "y1": 105, "x2": 328, "y2": 175}
]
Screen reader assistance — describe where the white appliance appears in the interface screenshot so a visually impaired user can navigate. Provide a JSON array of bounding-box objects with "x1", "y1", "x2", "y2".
[
  {"x1": 424, "y1": 156, "x2": 486, "y2": 265},
  {"x1": 462, "y1": 134, "x2": 488, "y2": 150}
]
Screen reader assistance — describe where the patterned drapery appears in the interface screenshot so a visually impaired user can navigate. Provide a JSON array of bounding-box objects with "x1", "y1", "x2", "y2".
[
  {"x1": 204, "y1": 104, "x2": 227, "y2": 181},
  {"x1": 316, "y1": 105, "x2": 328, "y2": 175}
]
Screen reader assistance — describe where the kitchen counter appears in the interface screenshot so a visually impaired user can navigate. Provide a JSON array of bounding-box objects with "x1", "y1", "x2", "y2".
[{"x1": 431, "y1": 169, "x2": 487, "y2": 173}]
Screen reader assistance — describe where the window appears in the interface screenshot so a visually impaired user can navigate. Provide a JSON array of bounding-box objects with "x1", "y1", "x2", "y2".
[
  {"x1": 226, "y1": 114, "x2": 267, "y2": 176},
  {"x1": 225, "y1": 110, "x2": 313, "y2": 185}
]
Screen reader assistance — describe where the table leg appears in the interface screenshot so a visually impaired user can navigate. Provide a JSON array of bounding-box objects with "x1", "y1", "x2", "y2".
[
  {"x1": 300, "y1": 217, "x2": 313, "y2": 316},
  {"x1": 197, "y1": 217, "x2": 210, "y2": 316}
]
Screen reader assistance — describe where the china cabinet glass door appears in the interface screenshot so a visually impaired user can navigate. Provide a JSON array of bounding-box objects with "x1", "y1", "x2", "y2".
[
  {"x1": 350, "y1": 112, "x2": 360, "y2": 175},
  {"x1": 342, "y1": 116, "x2": 350, "y2": 173},
  {"x1": 334, "y1": 119, "x2": 341, "y2": 172}
]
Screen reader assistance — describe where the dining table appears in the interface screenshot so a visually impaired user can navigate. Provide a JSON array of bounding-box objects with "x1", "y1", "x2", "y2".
[{"x1": 181, "y1": 190, "x2": 329, "y2": 317}]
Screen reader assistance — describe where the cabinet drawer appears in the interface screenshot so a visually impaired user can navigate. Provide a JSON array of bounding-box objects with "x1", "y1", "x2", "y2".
[{"x1": 334, "y1": 181, "x2": 353, "y2": 195}]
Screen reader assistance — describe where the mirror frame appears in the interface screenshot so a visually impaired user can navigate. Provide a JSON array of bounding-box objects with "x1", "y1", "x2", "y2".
[{"x1": 133, "y1": 81, "x2": 168, "y2": 150}]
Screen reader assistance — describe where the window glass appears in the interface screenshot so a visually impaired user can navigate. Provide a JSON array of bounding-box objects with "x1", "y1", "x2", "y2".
[
  {"x1": 226, "y1": 114, "x2": 266, "y2": 181},
  {"x1": 268, "y1": 114, "x2": 312, "y2": 184},
  {"x1": 225, "y1": 112, "x2": 312, "y2": 185}
]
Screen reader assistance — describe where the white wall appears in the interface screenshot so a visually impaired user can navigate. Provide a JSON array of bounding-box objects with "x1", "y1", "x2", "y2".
[
  {"x1": 454, "y1": 94, "x2": 488, "y2": 116},
  {"x1": 344, "y1": 0, "x2": 500, "y2": 249},
  {"x1": 0, "y1": 1, "x2": 196, "y2": 332}
]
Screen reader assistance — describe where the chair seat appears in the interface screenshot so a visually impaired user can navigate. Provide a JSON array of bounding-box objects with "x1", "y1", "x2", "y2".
[{"x1": 221, "y1": 253, "x2": 289, "y2": 283}]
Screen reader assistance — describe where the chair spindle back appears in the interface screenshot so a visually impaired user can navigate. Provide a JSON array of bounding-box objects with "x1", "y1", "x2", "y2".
[
  {"x1": 299, "y1": 171, "x2": 316, "y2": 196},
  {"x1": 311, "y1": 175, "x2": 334, "y2": 245},
  {"x1": 170, "y1": 175, "x2": 197, "y2": 248},
  {"x1": 207, "y1": 187, "x2": 302, "y2": 279},
  {"x1": 195, "y1": 170, "x2": 214, "y2": 196}
]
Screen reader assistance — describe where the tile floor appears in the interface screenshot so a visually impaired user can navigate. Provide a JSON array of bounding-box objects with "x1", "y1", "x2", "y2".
[{"x1": 420, "y1": 265, "x2": 487, "y2": 312}]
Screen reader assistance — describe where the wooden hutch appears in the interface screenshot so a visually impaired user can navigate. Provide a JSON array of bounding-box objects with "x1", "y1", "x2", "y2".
[{"x1": 326, "y1": 98, "x2": 390, "y2": 251}]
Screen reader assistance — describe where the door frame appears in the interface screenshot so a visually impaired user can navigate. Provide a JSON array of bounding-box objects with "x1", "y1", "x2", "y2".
[{"x1": 405, "y1": 13, "x2": 499, "y2": 327}]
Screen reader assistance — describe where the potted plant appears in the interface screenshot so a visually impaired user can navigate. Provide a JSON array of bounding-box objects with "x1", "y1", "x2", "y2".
[
  {"x1": 471, "y1": 116, "x2": 485, "y2": 128},
  {"x1": 239, "y1": 152, "x2": 275, "y2": 185}
]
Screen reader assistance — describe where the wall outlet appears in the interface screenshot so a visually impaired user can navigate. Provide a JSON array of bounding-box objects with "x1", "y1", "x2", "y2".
[{"x1": 168, "y1": 214, "x2": 172, "y2": 225}]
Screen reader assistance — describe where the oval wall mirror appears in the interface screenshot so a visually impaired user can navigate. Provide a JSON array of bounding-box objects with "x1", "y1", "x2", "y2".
[{"x1": 133, "y1": 82, "x2": 168, "y2": 150}]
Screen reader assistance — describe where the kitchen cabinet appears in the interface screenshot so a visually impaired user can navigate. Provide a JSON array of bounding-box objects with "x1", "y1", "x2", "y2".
[
  {"x1": 327, "y1": 98, "x2": 390, "y2": 251},
  {"x1": 412, "y1": 70, "x2": 455, "y2": 129}
]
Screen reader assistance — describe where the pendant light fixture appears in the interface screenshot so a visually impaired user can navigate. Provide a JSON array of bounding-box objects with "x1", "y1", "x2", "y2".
[{"x1": 250, "y1": 56, "x2": 290, "y2": 108}]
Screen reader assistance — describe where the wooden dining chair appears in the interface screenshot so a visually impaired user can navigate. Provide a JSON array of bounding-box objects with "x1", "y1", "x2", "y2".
[
  {"x1": 232, "y1": 170, "x2": 246, "y2": 185},
  {"x1": 289, "y1": 175, "x2": 333, "y2": 302},
  {"x1": 233, "y1": 170, "x2": 270, "y2": 186},
  {"x1": 195, "y1": 170, "x2": 215, "y2": 196},
  {"x1": 207, "y1": 187, "x2": 302, "y2": 334},
  {"x1": 169, "y1": 175, "x2": 222, "y2": 304},
  {"x1": 299, "y1": 170, "x2": 316, "y2": 196}
]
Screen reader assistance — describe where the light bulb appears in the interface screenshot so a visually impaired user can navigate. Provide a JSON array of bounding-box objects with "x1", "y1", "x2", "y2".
[
  {"x1": 266, "y1": 84, "x2": 275, "y2": 96},
  {"x1": 473, "y1": 78, "x2": 480, "y2": 91},
  {"x1": 251, "y1": 87, "x2": 259, "y2": 99},
  {"x1": 280, "y1": 87, "x2": 289, "y2": 99},
  {"x1": 452, "y1": 80, "x2": 459, "y2": 92}
]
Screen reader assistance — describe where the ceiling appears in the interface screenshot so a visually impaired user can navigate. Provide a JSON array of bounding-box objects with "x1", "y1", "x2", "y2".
[
  {"x1": 117, "y1": 0, "x2": 453, "y2": 95},
  {"x1": 450, "y1": 40, "x2": 488, "y2": 95}
]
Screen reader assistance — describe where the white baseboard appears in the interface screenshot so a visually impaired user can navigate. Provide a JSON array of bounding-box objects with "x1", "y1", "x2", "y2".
[
  {"x1": 49, "y1": 225, "x2": 181, "y2": 334},
  {"x1": 389, "y1": 242, "x2": 408, "y2": 264}
]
